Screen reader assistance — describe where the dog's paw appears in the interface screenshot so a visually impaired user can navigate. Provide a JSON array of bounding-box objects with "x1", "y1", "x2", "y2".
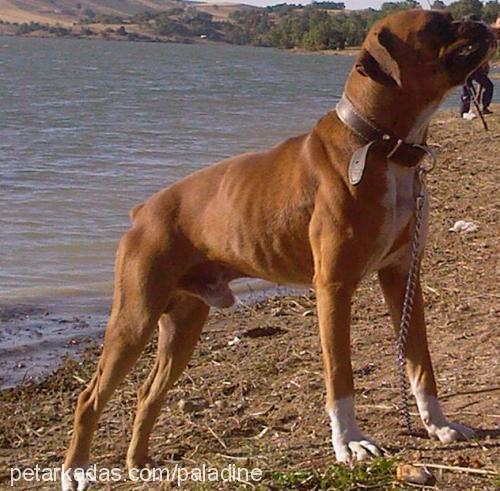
[
  {"x1": 332, "y1": 431, "x2": 383, "y2": 463},
  {"x1": 61, "y1": 465, "x2": 92, "y2": 491},
  {"x1": 127, "y1": 457, "x2": 159, "y2": 480},
  {"x1": 426, "y1": 421, "x2": 476, "y2": 443},
  {"x1": 416, "y1": 393, "x2": 477, "y2": 444},
  {"x1": 329, "y1": 397, "x2": 384, "y2": 464}
]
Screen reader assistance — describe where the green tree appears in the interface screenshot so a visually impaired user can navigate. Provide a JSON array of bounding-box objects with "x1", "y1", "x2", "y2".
[
  {"x1": 155, "y1": 17, "x2": 189, "y2": 36},
  {"x1": 381, "y1": 0, "x2": 421, "y2": 12},
  {"x1": 447, "y1": 0, "x2": 483, "y2": 19},
  {"x1": 302, "y1": 10, "x2": 344, "y2": 50},
  {"x1": 334, "y1": 13, "x2": 368, "y2": 46},
  {"x1": 431, "y1": 0, "x2": 447, "y2": 9},
  {"x1": 83, "y1": 8, "x2": 95, "y2": 19},
  {"x1": 311, "y1": 2, "x2": 346, "y2": 9},
  {"x1": 482, "y1": 0, "x2": 499, "y2": 23}
]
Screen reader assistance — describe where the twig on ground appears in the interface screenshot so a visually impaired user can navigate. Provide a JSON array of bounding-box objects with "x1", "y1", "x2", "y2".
[
  {"x1": 440, "y1": 386, "x2": 500, "y2": 400},
  {"x1": 216, "y1": 453, "x2": 252, "y2": 461},
  {"x1": 405, "y1": 483, "x2": 438, "y2": 490},
  {"x1": 205, "y1": 424, "x2": 227, "y2": 449},
  {"x1": 413, "y1": 463, "x2": 499, "y2": 476}
]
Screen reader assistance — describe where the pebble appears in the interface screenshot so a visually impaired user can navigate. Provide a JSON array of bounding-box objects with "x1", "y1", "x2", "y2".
[
  {"x1": 396, "y1": 464, "x2": 435, "y2": 485},
  {"x1": 227, "y1": 336, "x2": 241, "y2": 346},
  {"x1": 178, "y1": 398, "x2": 208, "y2": 413},
  {"x1": 449, "y1": 220, "x2": 478, "y2": 233}
]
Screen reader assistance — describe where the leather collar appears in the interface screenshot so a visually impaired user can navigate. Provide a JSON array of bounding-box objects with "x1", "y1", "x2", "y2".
[{"x1": 335, "y1": 94, "x2": 432, "y2": 185}]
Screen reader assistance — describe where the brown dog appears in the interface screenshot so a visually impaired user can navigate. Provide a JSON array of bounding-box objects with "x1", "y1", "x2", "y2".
[{"x1": 62, "y1": 10, "x2": 496, "y2": 489}]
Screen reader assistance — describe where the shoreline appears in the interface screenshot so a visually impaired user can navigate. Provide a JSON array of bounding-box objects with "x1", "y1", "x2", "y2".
[
  {"x1": 0, "y1": 278, "x2": 306, "y2": 390},
  {"x1": 1, "y1": 28, "x2": 497, "y2": 60},
  {"x1": 2, "y1": 29, "x2": 496, "y2": 61},
  {"x1": 288, "y1": 46, "x2": 360, "y2": 56},
  {"x1": 0, "y1": 27, "x2": 361, "y2": 54}
]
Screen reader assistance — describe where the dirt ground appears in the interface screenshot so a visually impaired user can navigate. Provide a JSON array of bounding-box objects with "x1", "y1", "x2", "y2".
[{"x1": 0, "y1": 107, "x2": 498, "y2": 490}]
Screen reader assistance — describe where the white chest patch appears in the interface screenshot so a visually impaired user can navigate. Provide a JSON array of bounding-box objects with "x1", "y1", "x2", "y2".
[{"x1": 366, "y1": 163, "x2": 429, "y2": 274}]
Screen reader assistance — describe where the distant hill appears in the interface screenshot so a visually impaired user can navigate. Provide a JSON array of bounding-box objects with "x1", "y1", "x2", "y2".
[
  {"x1": 0, "y1": 0, "x2": 257, "y2": 26},
  {"x1": 1, "y1": 0, "x2": 497, "y2": 54}
]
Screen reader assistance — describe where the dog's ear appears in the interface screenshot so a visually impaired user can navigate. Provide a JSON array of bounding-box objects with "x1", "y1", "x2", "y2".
[{"x1": 355, "y1": 27, "x2": 402, "y2": 88}]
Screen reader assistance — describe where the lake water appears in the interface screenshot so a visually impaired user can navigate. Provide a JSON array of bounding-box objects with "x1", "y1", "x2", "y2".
[
  {"x1": 1, "y1": 37, "x2": 355, "y2": 309},
  {"x1": 0, "y1": 36, "x2": 496, "y2": 387}
]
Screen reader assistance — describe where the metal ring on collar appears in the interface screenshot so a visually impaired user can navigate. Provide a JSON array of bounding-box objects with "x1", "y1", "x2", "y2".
[{"x1": 412, "y1": 143, "x2": 436, "y2": 173}]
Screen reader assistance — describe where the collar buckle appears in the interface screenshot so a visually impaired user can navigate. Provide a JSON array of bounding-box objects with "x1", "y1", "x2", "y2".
[{"x1": 336, "y1": 94, "x2": 436, "y2": 185}]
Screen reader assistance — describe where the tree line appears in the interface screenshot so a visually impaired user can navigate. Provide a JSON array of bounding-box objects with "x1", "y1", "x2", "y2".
[
  {"x1": 9, "y1": 0, "x2": 499, "y2": 51},
  {"x1": 141, "y1": 0, "x2": 498, "y2": 50},
  {"x1": 223, "y1": 0, "x2": 498, "y2": 50}
]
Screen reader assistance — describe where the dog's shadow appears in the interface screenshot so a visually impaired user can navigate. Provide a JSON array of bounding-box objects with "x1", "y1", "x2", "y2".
[
  {"x1": 384, "y1": 427, "x2": 500, "y2": 454},
  {"x1": 475, "y1": 428, "x2": 500, "y2": 439}
]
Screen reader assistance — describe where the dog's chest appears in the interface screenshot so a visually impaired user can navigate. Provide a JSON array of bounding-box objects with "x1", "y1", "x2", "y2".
[{"x1": 366, "y1": 163, "x2": 427, "y2": 273}]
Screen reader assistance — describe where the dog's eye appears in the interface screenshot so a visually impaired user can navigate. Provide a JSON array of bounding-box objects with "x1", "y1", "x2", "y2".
[{"x1": 457, "y1": 43, "x2": 479, "y2": 57}]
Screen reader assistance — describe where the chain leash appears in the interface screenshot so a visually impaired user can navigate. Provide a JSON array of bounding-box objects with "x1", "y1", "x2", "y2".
[{"x1": 397, "y1": 151, "x2": 434, "y2": 434}]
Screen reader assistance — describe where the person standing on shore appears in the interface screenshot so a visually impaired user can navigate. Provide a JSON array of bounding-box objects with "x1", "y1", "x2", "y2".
[{"x1": 460, "y1": 62, "x2": 494, "y2": 119}]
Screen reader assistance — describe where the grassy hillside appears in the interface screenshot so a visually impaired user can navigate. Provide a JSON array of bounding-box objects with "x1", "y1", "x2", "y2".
[
  {"x1": 0, "y1": 1, "x2": 498, "y2": 54},
  {"x1": 0, "y1": 0, "x2": 264, "y2": 43},
  {"x1": 0, "y1": 0, "x2": 257, "y2": 26}
]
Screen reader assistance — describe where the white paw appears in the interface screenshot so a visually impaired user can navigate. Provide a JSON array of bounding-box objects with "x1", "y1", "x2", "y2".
[
  {"x1": 426, "y1": 421, "x2": 476, "y2": 443},
  {"x1": 61, "y1": 465, "x2": 92, "y2": 491},
  {"x1": 415, "y1": 393, "x2": 477, "y2": 444},
  {"x1": 332, "y1": 430, "x2": 383, "y2": 463},
  {"x1": 329, "y1": 397, "x2": 383, "y2": 464}
]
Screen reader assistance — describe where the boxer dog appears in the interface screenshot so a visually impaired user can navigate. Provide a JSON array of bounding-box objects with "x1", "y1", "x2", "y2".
[{"x1": 63, "y1": 9, "x2": 496, "y2": 489}]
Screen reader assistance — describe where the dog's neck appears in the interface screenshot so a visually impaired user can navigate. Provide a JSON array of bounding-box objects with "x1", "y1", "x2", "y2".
[{"x1": 343, "y1": 72, "x2": 441, "y2": 145}]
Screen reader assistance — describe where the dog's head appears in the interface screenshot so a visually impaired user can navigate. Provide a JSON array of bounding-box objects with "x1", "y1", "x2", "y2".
[{"x1": 355, "y1": 9, "x2": 497, "y2": 96}]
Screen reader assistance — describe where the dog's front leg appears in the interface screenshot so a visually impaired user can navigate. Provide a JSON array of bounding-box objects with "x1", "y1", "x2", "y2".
[
  {"x1": 378, "y1": 265, "x2": 476, "y2": 442},
  {"x1": 315, "y1": 276, "x2": 383, "y2": 463}
]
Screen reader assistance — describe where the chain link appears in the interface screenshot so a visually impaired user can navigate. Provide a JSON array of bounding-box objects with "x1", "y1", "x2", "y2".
[{"x1": 397, "y1": 165, "x2": 428, "y2": 434}]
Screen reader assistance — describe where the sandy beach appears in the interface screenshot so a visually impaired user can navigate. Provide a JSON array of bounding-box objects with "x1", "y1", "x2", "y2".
[{"x1": 0, "y1": 107, "x2": 498, "y2": 489}]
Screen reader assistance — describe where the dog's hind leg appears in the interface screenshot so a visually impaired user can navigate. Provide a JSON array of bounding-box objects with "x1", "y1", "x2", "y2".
[
  {"x1": 63, "y1": 227, "x2": 181, "y2": 490},
  {"x1": 126, "y1": 294, "x2": 209, "y2": 470}
]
